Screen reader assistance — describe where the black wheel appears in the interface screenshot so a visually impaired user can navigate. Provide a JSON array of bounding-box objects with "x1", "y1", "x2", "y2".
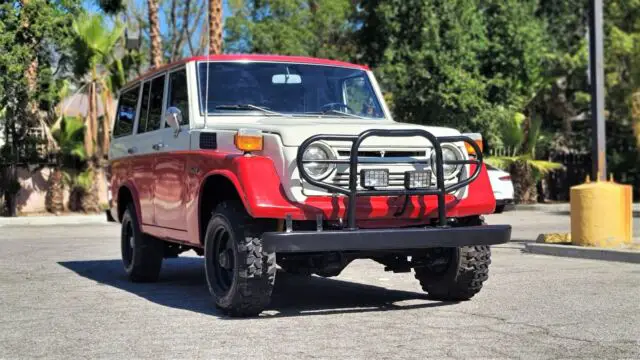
[
  {"x1": 204, "y1": 201, "x2": 276, "y2": 317},
  {"x1": 494, "y1": 205, "x2": 505, "y2": 214},
  {"x1": 414, "y1": 245, "x2": 491, "y2": 301},
  {"x1": 121, "y1": 204, "x2": 163, "y2": 282}
]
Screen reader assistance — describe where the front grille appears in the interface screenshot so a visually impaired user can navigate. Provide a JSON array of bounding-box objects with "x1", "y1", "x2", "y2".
[
  {"x1": 337, "y1": 150, "x2": 426, "y2": 158},
  {"x1": 331, "y1": 171, "x2": 417, "y2": 188}
]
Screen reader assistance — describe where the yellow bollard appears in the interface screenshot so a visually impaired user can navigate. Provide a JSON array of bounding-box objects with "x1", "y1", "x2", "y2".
[{"x1": 570, "y1": 175, "x2": 633, "y2": 248}]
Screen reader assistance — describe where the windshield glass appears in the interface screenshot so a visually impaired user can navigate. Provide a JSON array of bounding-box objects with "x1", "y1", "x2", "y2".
[{"x1": 197, "y1": 62, "x2": 385, "y2": 119}]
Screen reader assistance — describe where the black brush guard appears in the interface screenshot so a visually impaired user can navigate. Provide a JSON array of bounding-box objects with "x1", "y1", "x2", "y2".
[
  {"x1": 261, "y1": 129, "x2": 512, "y2": 253},
  {"x1": 296, "y1": 129, "x2": 483, "y2": 229}
]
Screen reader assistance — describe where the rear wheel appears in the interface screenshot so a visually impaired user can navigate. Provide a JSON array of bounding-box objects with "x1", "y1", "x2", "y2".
[
  {"x1": 204, "y1": 201, "x2": 276, "y2": 317},
  {"x1": 494, "y1": 205, "x2": 505, "y2": 214},
  {"x1": 121, "y1": 204, "x2": 164, "y2": 282}
]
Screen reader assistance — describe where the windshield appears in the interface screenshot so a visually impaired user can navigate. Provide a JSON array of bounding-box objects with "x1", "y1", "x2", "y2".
[{"x1": 197, "y1": 62, "x2": 385, "y2": 119}]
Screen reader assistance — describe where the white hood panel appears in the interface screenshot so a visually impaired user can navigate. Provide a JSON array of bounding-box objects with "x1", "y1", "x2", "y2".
[{"x1": 201, "y1": 117, "x2": 461, "y2": 147}]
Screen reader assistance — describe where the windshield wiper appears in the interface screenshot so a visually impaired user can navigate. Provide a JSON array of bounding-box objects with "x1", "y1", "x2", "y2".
[
  {"x1": 320, "y1": 109, "x2": 367, "y2": 119},
  {"x1": 214, "y1": 104, "x2": 284, "y2": 116}
]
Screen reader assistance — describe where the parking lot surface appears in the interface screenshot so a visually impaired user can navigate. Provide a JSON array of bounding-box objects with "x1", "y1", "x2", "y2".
[{"x1": 0, "y1": 211, "x2": 638, "y2": 359}]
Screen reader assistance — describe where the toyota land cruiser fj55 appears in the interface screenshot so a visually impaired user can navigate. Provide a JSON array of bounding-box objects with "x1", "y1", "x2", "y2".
[{"x1": 107, "y1": 55, "x2": 512, "y2": 317}]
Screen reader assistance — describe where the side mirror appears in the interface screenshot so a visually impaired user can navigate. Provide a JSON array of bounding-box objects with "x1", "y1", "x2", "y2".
[{"x1": 165, "y1": 107, "x2": 183, "y2": 136}]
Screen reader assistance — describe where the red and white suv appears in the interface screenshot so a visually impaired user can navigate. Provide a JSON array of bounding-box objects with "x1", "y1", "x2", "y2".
[{"x1": 107, "y1": 55, "x2": 511, "y2": 317}]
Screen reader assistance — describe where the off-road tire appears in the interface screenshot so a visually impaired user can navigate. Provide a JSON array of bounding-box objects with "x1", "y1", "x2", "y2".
[
  {"x1": 121, "y1": 204, "x2": 164, "y2": 282},
  {"x1": 414, "y1": 245, "x2": 491, "y2": 301},
  {"x1": 204, "y1": 201, "x2": 276, "y2": 317}
]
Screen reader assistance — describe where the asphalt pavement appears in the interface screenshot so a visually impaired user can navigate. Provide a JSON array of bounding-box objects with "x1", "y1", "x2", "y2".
[{"x1": 0, "y1": 210, "x2": 638, "y2": 359}]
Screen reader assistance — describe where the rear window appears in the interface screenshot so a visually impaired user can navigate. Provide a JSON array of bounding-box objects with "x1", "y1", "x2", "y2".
[
  {"x1": 113, "y1": 85, "x2": 140, "y2": 138},
  {"x1": 146, "y1": 75, "x2": 166, "y2": 132}
]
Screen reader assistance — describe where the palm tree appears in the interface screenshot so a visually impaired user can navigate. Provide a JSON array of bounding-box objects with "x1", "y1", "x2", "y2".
[
  {"x1": 147, "y1": 0, "x2": 163, "y2": 67},
  {"x1": 45, "y1": 116, "x2": 87, "y2": 214},
  {"x1": 486, "y1": 113, "x2": 563, "y2": 203},
  {"x1": 208, "y1": 0, "x2": 223, "y2": 54},
  {"x1": 71, "y1": 13, "x2": 125, "y2": 212}
]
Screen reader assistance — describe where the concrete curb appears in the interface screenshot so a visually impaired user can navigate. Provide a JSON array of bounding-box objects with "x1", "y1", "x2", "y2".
[
  {"x1": 524, "y1": 242, "x2": 640, "y2": 264},
  {"x1": 0, "y1": 214, "x2": 109, "y2": 227},
  {"x1": 514, "y1": 203, "x2": 640, "y2": 213}
]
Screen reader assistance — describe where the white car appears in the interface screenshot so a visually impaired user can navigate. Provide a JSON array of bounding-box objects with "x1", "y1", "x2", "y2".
[{"x1": 487, "y1": 164, "x2": 514, "y2": 213}]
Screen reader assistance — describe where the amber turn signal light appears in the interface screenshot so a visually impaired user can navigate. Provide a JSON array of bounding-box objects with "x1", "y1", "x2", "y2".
[
  {"x1": 234, "y1": 128, "x2": 264, "y2": 152},
  {"x1": 462, "y1": 133, "x2": 483, "y2": 155}
]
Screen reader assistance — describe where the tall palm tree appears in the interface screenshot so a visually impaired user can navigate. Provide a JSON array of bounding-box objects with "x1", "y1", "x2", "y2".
[
  {"x1": 71, "y1": 13, "x2": 125, "y2": 212},
  {"x1": 486, "y1": 113, "x2": 563, "y2": 203},
  {"x1": 147, "y1": 0, "x2": 163, "y2": 67},
  {"x1": 208, "y1": 0, "x2": 223, "y2": 54}
]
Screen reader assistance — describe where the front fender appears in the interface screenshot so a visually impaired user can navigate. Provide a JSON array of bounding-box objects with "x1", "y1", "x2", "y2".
[{"x1": 197, "y1": 154, "x2": 298, "y2": 219}]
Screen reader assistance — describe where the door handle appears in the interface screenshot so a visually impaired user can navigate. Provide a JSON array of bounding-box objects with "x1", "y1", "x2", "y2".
[
  {"x1": 152, "y1": 143, "x2": 165, "y2": 151},
  {"x1": 127, "y1": 147, "x2": 137, "y2": 154}
]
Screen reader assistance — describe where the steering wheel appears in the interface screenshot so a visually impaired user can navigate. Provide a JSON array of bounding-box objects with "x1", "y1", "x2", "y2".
[{"x1": 320, "y1": 102, "x2": 355, "y2": 114}]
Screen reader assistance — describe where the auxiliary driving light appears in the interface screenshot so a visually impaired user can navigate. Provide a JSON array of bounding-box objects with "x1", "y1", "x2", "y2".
[
  {"x1": 404, "y1": 170, "x2": 432, "y2": 189},
  {"x1": 360, "y1": 169, "x2": 389, "y2": 188}
]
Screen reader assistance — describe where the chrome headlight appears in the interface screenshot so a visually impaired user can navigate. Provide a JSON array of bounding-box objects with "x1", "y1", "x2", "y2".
[
  {"x1": 431, "y1": 145, "x2": 463, "y2": 179},
  {"x1": 302, "y1": 142, "x2": 336, "y2": 180}
]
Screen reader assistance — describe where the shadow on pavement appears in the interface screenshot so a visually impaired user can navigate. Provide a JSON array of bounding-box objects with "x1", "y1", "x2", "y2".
[{"x1": 58, "y1": 257, "x2": 453, "y2": 319}]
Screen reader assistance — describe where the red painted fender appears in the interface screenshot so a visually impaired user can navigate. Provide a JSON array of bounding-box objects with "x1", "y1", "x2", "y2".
[
  {"x1": 193, "y1": 153, "x2": 496, "y2": 224},
  {"x1": 112, "y1": 180, "x2": 142, "y2": 223}
]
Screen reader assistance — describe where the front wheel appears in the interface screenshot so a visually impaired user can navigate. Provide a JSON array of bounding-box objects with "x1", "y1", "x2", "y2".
[
  {"x1": 204, "y1": 201, "x2": 276, "y2": 317},
  {"x1": 413, "y1": 245, "x2": 491, "y2": 301}
]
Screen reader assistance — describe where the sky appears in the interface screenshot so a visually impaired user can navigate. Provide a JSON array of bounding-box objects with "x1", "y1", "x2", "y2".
[{"x1": 82, "y1": 0, "x2": 233, "y2": 45}]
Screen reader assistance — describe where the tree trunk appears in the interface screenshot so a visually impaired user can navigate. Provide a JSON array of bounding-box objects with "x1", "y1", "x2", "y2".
[
  {"x1": 147, "y1": 0, "x2": 163, "y2": 68},
  {"x1": 45, "y1": 166, "x2": 64, "y2": 214},
  {"x1": 208, "y1": 0, "x2": 223, "y2": 54},
  {"x1": 81, "y1": 164, "x2": 101, "y2": 213},
  {"x1": 100, "y1": 89, "x2": 113, "y2": 159},
  {"x1": 85, "y1": 82, "x2": 95, "y2": 159},
  {"x1": 89, "y1": 81, "x2": 99, "y2": 162},
  {"x1": 510, "y1": 160, "x2": 537, "y2": 204}
]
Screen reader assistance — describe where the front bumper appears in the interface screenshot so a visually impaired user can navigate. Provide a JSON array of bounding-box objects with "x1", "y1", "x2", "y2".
[{"x1": 262, "y1": 224, "x2": 511, "y2": 253}]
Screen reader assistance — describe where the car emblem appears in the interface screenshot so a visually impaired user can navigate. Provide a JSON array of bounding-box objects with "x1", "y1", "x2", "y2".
[{"x1": 380, "y1": 150, "x2": 385, "y2": 158}]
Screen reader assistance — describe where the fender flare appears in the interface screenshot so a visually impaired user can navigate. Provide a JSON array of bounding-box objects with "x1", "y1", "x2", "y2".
[
  {"x1": 197, "y1": 169, "x2": 251, "y2": 214},
  {"x1": 115, "y1": 180, "x2": 143, "y2": 223}
]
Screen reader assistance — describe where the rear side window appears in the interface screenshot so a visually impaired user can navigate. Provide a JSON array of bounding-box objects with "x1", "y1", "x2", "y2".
[
  {"x1": 146, "y1": 75, "x2": 166, "y2": 132},
  {"x1": 166, "y1": 69, "x2": 189, "y2": 127},
  {"x1": 113, "y1": 85, "x2": 140, "y2": 137},
  {"x1": 137, "y1": 81, "x2": 151, "y2": 134}
]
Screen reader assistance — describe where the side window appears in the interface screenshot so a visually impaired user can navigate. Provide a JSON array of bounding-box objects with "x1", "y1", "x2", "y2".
[
  {"x1": 146, "y1": 75, "x2": 166, "y2": 132},
  {"x1": 343, "y1": 76, "x2": 382, "y2": 118},
  {"x1": 113, "y1": 85, "x2": 139, "y2": 137},
  {"x1": 166, "y1": 69, "x2": 189, "y2": 127},
  {"x1": 137, "y1": 81, "x2": 151, "y2": 134}
]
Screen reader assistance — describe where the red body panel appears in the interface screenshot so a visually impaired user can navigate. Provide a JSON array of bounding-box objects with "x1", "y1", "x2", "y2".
[
  {"x1": 110, "y1": 151, "x2": 496, "y2": 247},
  {"x1": 154, "y1": 152, "x2": 188, "y2": 230}
]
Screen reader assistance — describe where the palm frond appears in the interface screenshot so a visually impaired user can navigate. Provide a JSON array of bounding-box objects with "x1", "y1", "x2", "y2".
[
  {"x1": 76, "y1": 169, "x2": 94, "y2": 191},
  {"x1": 485, "y1": 156, "x2": 518, "y2": 170},
  {"x1": 525, "y1": 114, "x2": 543, "y2": 157},
  {"x1": 528, "y1": 159, "x2": 563, "y2": 173}
]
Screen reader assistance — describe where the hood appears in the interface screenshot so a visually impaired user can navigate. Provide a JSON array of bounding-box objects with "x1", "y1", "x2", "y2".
[{"x1": 205, "y1": 117, "x2": 461, "y2": 147}]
